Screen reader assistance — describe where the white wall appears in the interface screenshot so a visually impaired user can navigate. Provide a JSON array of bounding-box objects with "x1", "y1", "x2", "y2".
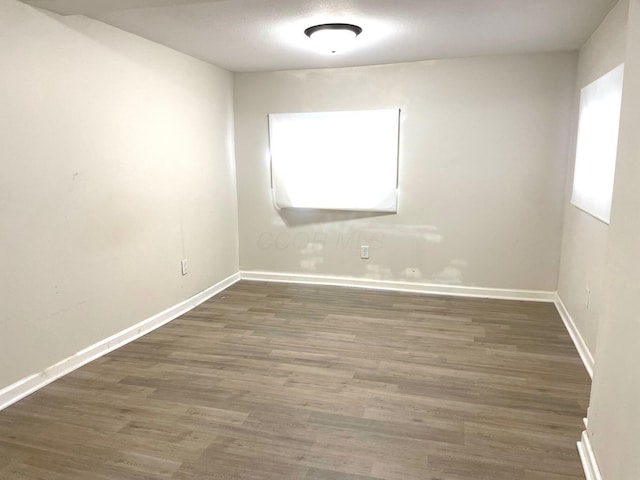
[
  {"x1": 0, "y1": 0, "x2": 239, "y2": 389},
  {"x1": 585, "y1": 0, "x2": 640, "y2": 477},
  {"x1": 557, "y1": 0, "x2": 628, "y2": 358},
  {"x1": 234, "y1": 53, "x2": 576, "y2": 291}
]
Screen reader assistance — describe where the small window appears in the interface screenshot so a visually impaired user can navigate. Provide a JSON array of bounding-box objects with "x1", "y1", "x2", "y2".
[
  {"x1": 571, "y1": 64, "x2": 624, "y2": 224},
  {"x1": 268, "y1": 109, "x2": 400, "y2": 212}
]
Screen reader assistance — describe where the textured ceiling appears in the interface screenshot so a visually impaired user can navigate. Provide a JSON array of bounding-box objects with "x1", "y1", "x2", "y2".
[{"x1": 23, "y1": 0, "x2": 618, "y2": 72}]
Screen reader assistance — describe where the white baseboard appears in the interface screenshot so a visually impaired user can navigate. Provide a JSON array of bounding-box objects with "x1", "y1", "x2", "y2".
[
  {"x1": 0, "y1": 272, "x2": 240, "y2": 412},
  {"x1": 240, "y1": 271, "x2": 556, "y2": 302},
  {"x1": 554, "y1": 294, "x2": 595, "y2": 378},
  {"x1": 578, "y1": 430, "x2": 603, "y2": 480}
]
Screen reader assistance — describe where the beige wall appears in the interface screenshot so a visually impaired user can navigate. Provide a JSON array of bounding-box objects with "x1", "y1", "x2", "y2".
[
  {"x1": 234, "y1": 53, "x2": 576, "y2": 291},
  {"x1": 586, "y1": 0, "x2": 640, "y2": 477},
  {"x1": 557, "y1": 0, "x2": 628, "y2": 357},
  {"x1": 0, "y1": 0, "x2": 239, "y2": 389}
]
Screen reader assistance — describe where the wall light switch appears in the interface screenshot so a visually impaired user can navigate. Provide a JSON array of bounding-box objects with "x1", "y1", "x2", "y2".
[{"x1": 360, "y1": 245, "x2": 369, "y2": 259}]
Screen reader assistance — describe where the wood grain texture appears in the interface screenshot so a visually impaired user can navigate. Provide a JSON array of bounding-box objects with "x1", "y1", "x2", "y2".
[{"x1": 0, "y1": 281, "x2": 590, "y2": 479}]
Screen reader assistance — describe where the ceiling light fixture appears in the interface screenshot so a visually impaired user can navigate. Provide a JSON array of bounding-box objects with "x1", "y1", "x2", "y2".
[{"x1": 304, "y1": 23, "x2": 362, "y2": 54}]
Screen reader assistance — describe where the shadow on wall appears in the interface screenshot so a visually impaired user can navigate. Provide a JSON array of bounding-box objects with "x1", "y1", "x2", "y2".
[{"x1": 277, "y1": 208, "x2": 393, "y2": 227}]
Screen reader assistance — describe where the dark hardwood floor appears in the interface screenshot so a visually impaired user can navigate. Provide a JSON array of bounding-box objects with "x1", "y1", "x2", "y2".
[{"x1": 0, "y1": 281, "x2": 591, "y2": 479}]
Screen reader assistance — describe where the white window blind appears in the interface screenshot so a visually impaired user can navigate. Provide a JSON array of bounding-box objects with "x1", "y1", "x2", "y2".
[
  {"x1": 268, "y1": 109, "x2": 400, "y2": 212},
  {"x1": 571, "y1": 64, "x2": 624, "y2": 224}
]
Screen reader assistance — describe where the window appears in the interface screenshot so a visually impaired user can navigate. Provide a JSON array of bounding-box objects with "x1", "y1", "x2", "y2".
[
  {"x1": 571, "y1": 64, "x2": 624, "y2": 224},
  {"x1": 268, "y1": 109, "x2": 400, "y2": 212}
]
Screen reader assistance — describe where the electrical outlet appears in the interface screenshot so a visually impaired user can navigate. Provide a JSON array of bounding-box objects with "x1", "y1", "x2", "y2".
[
  {"x1": 360, "y1": 245, "x2": 369, "y2": 259},
  {"x1": 181, "y1": 259, "x2": 188, "y2": 276}
]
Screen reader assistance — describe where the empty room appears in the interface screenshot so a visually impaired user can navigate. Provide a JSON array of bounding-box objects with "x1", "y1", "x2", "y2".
[{"x1": 1, "y1": 0, "x2": 639, "y2": 478}]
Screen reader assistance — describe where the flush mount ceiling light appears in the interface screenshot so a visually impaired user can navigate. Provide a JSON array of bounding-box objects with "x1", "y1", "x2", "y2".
[{"x1": 304, "y1": 23, "x2": 363, "y2": 54}]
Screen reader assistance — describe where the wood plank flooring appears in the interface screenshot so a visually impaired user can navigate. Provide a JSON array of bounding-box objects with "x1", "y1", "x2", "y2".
[{"x1": 0, "y1": 281, "x2": 591, "y2": 479}]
